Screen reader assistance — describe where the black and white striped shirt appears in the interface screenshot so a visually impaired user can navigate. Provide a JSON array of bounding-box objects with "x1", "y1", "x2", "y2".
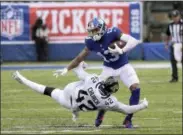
[{"x1": 166, "y1": 19, "x2": 183, "y2": 43}]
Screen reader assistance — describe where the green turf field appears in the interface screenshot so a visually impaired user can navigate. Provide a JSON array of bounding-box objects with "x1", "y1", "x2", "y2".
[{"x1": 1, "y1": 66, "x2": 182, "y2": 134}]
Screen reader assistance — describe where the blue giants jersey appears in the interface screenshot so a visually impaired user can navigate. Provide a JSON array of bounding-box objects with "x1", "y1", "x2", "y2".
[{"x1": 85, "y1": 27, "x2": 128, "y2": 69}]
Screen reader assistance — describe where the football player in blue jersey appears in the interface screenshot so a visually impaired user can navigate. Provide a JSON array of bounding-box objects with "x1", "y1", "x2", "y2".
[{"x1": 53, "y1": 17, "x2": 142, "y2": 128}]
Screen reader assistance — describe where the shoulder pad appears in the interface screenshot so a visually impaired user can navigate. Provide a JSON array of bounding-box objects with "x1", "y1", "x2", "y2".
[{"x1": 85, "y1": 36, "x2": 92, "y2": 40}]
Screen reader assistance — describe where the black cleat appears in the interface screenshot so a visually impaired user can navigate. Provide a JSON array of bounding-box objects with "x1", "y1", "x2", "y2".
[{"x1": 169, "y1": 78, "x2": 178, "y2": 83}]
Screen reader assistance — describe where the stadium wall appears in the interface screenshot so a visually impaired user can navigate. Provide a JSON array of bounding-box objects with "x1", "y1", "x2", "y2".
[
  {"x1": 1, "y1": 2, "x2": 169, "y2": 62},
  {"x1": 1, "y1": 42, "x2": 169, "y2": 61}
]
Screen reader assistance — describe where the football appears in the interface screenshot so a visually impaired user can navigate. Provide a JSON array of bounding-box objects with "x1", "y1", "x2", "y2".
[{"x1": 109, "y1": 40, "x2": 126, "y2": 49}]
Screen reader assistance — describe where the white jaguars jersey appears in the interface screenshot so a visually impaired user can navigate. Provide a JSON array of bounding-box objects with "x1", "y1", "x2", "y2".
[{"x1": 73, "y1": 74, "x2": 118, "y2": 111}]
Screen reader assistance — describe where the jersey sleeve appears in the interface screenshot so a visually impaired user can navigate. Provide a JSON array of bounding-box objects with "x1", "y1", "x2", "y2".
[
  {"x1": 112, "y1": 27, "x2": 123, "y2": 40},
  {"x1": 166, "y1": 25, "x2": 170, "y2": 36},
  {"x1": 73, "y1": 65, "x2": 91, "y2": 81},
  {"x1": 85, "y1": 37, "x2": 93, "y2": 51},
  {"x1": 84, "y1": 74, "x2": 100, "y2": 86}
]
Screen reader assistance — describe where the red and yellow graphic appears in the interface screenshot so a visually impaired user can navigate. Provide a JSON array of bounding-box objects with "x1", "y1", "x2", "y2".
[{"x1": 30, "y1": 3, "x2": 130, "y2": 42}]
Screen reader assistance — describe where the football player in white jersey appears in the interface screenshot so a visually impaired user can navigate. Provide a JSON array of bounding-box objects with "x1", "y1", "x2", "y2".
[{"x1": 12, "y1": 62, "x2": 148, "y2": 123}]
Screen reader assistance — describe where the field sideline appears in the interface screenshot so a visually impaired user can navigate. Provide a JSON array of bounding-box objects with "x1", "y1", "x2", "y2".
[{"x1": 1, "y1": 61, "x2": 182, "y2": 134}]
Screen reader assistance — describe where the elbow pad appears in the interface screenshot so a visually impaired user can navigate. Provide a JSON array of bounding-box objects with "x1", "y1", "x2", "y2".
[
  {"x1": 120, "y1": 33, "x2": 131, "y2": 42},
  {"x1": 120, "y1": 34, "x2": 141, "y2": 53}
]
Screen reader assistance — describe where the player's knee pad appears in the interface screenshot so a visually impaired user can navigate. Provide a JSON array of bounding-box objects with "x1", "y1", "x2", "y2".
[{"x1": 44, "y1": 87, "x2": 55, "y2": 97}]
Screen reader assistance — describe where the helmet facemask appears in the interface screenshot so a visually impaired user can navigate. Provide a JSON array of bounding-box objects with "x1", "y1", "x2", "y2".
[
  {"x1": 103, "y1": 77, "x2": 119, "y2": 95},
  {"x1": 87, "y1": 18, "x2": 106, "y2": 41}
]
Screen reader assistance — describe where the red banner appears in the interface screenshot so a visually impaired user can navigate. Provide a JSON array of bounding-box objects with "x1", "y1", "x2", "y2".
[{"x1": 30, "y1": 3, "x2": 130, "y2": 42}]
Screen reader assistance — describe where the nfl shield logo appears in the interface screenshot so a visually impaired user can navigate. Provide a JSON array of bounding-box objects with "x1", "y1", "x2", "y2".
[{"x1": 1, "y1": 5, "x2": 23, "y2": 40}]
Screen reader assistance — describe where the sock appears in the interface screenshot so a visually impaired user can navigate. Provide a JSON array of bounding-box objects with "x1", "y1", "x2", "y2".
[
  {"x1": 96, "y1": 110, "x2": 105, "y2": 120},
  {"x1": 20, "y1": 75, "x2": 46, "y2": 94},
  {"x1": 125, "y1": 88, "x2": 140, "y2": 122}
]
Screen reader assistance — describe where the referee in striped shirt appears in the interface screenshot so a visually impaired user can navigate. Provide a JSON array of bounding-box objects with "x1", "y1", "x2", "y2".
[{"x1": 165, "y1": 10, "x2": 183, "y2": 83}]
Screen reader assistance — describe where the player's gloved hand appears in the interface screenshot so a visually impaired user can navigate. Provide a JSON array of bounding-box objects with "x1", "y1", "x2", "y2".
[
  {"x1": 53, "y1": 68, "x2": 68, "y2": 78},
  {"x1": 108, "y1": 43, "x2": 124, "y2": 54},
  {"x1": 79, "y1": 61, "x2": 88, "y2": 69}
]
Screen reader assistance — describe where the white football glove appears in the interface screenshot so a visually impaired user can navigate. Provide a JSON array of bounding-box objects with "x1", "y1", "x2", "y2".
[
  {"x1": 140, "y1": 98, "x2": 148, "y2": 108},
  {"x1": 53, "y1": 61, "x2": 88, "y2": 78},
  {"x1": 108, "y1": 43, "x2": 124, "y2": 54},
  {"x1": 53, "y1": 68, "x2": 68, "y2": 78},
  {"x1": 79, "y1": 61, "x2": 88, "y2": 69}
]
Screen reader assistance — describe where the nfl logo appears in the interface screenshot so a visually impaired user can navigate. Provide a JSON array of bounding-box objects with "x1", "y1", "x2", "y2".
[{"x1": 1, "y1": 5, "x2": 23, "y2": 40}]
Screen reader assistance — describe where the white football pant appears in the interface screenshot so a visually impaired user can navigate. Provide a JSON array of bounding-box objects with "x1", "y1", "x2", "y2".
[{"x1": 100, "y1": 63, "x2": 140, "y2": 88}]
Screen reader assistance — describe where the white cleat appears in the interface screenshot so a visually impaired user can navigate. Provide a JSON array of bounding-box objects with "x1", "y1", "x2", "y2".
[{"x1": 12, "y1": 71, "x2": 23, "y2": 84}]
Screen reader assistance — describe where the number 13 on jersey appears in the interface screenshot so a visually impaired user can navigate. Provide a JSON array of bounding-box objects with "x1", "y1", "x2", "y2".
[{"x1": 97, "y1": 51, "x2": 120, "y2": 63}]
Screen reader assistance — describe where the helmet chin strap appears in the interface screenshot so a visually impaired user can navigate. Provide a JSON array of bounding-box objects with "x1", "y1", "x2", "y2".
[
  {"x1": 99, "y1": 87, "x2": 111, "y2": 96},
  {"x1": 98, "y1": 83, "x2": 111, "y2": 96}
]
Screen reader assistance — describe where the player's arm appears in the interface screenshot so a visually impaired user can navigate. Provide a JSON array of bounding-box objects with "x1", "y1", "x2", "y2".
[
  {"x1": 118, "y1": 33, "x2": 141, "y2": 54},
  {"x1": 67, "y1": 47, "x2": 90, "y2": 71},
  {"x1": 73, "y1": 61, "x2": 91, "y2": 80},
  {"x1": 109, "y1": 100, "x2": 147, "y2": 114},
  {"x1": 108, "y1": 27, "x2": 141, "y2": 54},
  {"x1": 53, "y1": 47, "x2": 90, "y2": 77}
]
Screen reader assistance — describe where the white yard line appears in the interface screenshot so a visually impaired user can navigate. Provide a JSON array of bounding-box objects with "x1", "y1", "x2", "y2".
[
  {"x1": 89, "y1": 63, "x2": 182, "y2": 69},
  {"x1": 142, "y1": 118, "x2": 159, "y2": 120},
  {"x1": 1, "y1": 101, "x2": 53, "y2": 104},
  {"x1": 3, "y1": 108, "x2": 181, "y2": 113},
  {"x1": 1, "y1": 62, "x2": 182, "y2": 70},
  {"x1": 3, "y1": 108, "x2": 68, "y2": 111},
  {"x1": 173, "y1": 111, "x2": 182, "y2": 114},
  {"x1": 1, "y1": 129, "x2": 101, "y2": 134},
  {"x1": 2, "y1": 117, "x2": 180, "y2": 121},
  {"x1": 1, "y1": 117, "x2": 158, "y2": 120},
  {"x1": 61, "y1": 129, "x2": 101, "y2": 132}
]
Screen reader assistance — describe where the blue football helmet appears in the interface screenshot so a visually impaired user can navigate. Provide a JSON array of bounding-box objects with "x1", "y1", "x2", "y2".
[{"x1": 87, "y1": 17, "x2": 107, "y2": 41}]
